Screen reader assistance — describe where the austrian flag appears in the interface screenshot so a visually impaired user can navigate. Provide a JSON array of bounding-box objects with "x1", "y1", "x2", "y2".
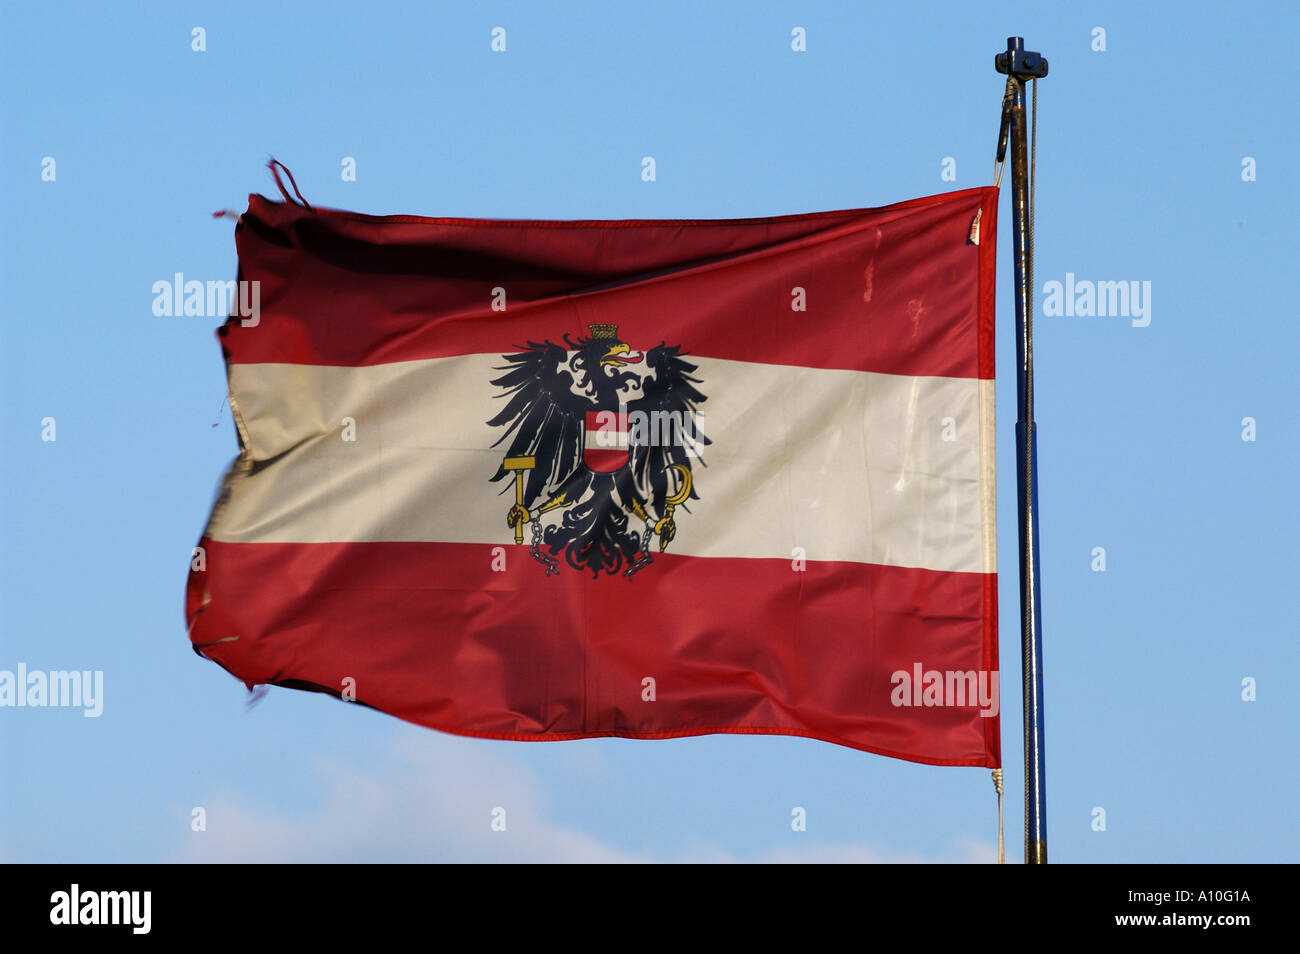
[{"x1": 188, "y1": 176, "x2": 1000, "y2": 768}]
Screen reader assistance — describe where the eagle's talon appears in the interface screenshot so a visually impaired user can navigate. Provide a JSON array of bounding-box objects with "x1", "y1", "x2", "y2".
[
  {"x1": 507, "y1": 503, "x2": 530, "y2": 528},
  {"x1": 655, "y1": 516, "x2": 677, "y2": 551}
]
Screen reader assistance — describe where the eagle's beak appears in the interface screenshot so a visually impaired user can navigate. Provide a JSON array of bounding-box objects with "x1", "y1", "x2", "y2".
[{"x1": 601, "y1": 343, "x2": 643, "y2": 366}]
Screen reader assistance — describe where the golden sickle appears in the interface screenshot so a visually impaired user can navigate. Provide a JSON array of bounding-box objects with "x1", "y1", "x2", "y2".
[{"x1": 665, "y1": 464, "x2": 692, "y2": 506}]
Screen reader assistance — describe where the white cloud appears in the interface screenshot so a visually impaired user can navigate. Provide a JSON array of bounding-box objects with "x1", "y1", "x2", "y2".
[{"x1": 173, "y1": 732, "x2": 996, "y2": 864}]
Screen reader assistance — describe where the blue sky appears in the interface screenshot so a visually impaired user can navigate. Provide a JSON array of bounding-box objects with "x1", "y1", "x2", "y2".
[{"x1": 1, "y1": 1, "x2": 1295, "y2": 862}]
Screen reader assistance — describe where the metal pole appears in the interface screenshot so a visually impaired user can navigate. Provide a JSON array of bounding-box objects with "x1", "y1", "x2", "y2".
[{"x1": 995, "y1": 35, "x2": 1049, "y2": 864}]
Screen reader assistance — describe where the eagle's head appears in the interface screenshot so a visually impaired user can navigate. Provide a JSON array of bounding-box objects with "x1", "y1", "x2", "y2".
[
  {"x1": 568, "y1": 325, "x2": 647, "y2": 403},
  {"x1": 597, "y1": 340, "x2": 643, "y2": 368}
]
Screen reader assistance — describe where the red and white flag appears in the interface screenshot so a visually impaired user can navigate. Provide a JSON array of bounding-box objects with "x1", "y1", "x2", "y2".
[{"x1": 188, "y1": 179, "x2": 1000, "y2": 767}]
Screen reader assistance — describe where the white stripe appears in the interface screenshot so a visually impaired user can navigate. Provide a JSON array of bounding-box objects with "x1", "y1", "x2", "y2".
[
  {"x1": 211, "y1": 354, "x2": 994, "y2": 573},
  {"x1": 585, "y1": 424, "x2": 628, "y2": 451},
  {"x1": 979, "y1": 378, "x2": 997, "y2": 574}
]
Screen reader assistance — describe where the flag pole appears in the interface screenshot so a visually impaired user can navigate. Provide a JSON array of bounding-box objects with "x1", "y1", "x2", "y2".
[{"x1": 995, "y1": 35, "x2": 1049, "y2": 864}]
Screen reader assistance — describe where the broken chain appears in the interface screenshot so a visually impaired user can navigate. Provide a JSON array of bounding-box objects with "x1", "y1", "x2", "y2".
[
  {"x1": 528, "y1": 518, "x2": 560, "y2": 576},
  {"x1": 624, "y1": 524, "x2": 655, "y2": 580}
]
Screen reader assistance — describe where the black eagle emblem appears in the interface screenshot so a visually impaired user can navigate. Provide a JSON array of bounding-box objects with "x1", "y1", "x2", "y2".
[{"x1": 488, "y1": 324, "x2": 708, "y2": 578}]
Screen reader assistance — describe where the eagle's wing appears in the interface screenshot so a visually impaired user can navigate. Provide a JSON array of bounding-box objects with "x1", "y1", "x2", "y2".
[
  {"x1": 627, "y1": 344, "x2": 710, "y2": 513},
  {"x1": 488, "y1": 341, "x2": 587, "y2": 505}
]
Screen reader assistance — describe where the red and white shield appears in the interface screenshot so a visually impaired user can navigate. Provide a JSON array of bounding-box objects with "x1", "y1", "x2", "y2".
[{"x1": 584, "y1": 409, "x2": 630, "y2": 472}]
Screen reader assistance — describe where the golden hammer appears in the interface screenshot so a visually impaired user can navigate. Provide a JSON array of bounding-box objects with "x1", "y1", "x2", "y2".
[{"x1": 503, "y1": 455, "x2": 535, "y2": 544}]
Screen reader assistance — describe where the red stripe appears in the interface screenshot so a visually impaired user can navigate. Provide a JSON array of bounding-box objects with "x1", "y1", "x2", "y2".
[
  {"x1": 188, "y1": 539, "x2": 999, "y2": 767},
  {"x1": 220, "y1": 188, "x2": 995, "y2": 380},
  {"x1": 582, "y1": 449, "x2": 627, "y2": 473},
  {"x1": 981, "y1": 571, "x2": 1001, "y2": 767},
  {"x1": 977, "y1": 188, "x2": 999, "y2": 380}
]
